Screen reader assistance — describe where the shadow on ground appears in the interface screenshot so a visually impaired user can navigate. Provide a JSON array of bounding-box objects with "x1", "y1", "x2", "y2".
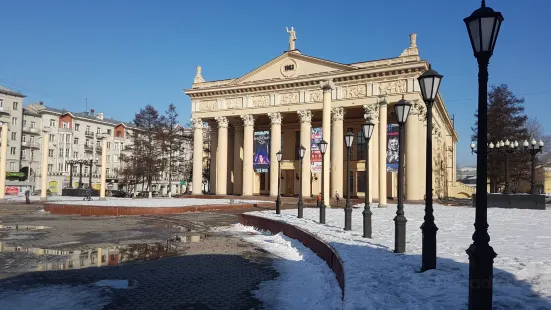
[{"x1": 0, "y1": 253, "x2": 278, "y2": 310}]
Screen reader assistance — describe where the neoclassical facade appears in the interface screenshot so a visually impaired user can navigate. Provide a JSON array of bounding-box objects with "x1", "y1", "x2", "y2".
[{"x1": 185, "y1": 31, "x2": 467, "y2": 204}]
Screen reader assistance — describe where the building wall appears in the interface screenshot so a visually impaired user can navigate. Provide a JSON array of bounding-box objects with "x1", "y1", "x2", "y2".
[{"x1": 0, "y1": 92, "x2": 24, "y2": 173}]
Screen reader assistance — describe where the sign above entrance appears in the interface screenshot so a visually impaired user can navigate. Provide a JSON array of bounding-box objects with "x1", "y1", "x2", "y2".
[{"x1": 280, "y1": 59, "x2": 298, "y2": 78}]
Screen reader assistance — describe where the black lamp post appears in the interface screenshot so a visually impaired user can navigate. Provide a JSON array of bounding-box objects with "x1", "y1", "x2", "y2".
[
  {"x1": 276, "y1": 150, "x2": 283, "y2": 214},
  {"x1": 67, "y1": 159, "x2": 76, "y2": 189},
  {"x1": 464, "y1": 1, "x2": 503, "y2": 308},
  {"x1": 344, "y1": 132, "x2": 354, "y2": 231},
  {"x1": 318, "y1": 139, "x2": 328, "y2": 224},
  {"x1": 394, "y1": 96, "x2": 411, "y2": 253},
  {"x1": 78, "y1": 159, "x2": 84, "y2": 188},
  {"x1": 524, "y1": 139, "x2": 544, "y2": 195},
  {"x1": 362, "y1": 122, "x2": 374, "y2": 238},
  {"x1": 418, "y1": 65, "x2": 443, "y2": 271},
  {"x1": 297, "y1": 145, "x2": 306, "y2": 218},
  {"x1": 503, "y1": 140, "x2": 518, "y2": 195}
]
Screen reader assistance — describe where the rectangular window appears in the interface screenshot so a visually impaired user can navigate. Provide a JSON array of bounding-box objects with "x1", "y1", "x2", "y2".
[
  {"x1": 115, "y1": 142, "x2": 120, "y2": 150},
  {"x1": 59, "y1": 149, "x2": 63, "y2": 157},
  {"x1": 47, "y1": 164, "x2": 53, "y2": 172},
  {"x1": 107, "y1": 129, "x2": 112, "y2": 135},
  {"x1": 116, "y1": 131, "x2": 121, "y2": 137},
  {"x1": 73, "y1": 151, "x2": 78, "y2": 158},
  {"x1": 30, "y1": 136, "x2": 35, "y2": 143},
  {"x1": 30, "y1": 121, "x2": 36, "y2": 128},
  {"x1": 0, "y1": 99, "x2": 3, "y2": 107},
  {"x1": 10, "y1": 147, "x2": 15, "y2": 155},
  {"x1": 107, "y1": 142, "x2": 111, "y2": 149},
  {"x1": 107, "y1": 155, "x2": 111, "y2": 162},
  {"x1": 106, "y1": 168, "x2": 111, "y2": 175},
  {"x1": 22, "y1": 135, "x2": 26, "y2": 142},
  {"x1": 65, "y1": 149, "x2": 70, "y2": 157},
  {"x1": 48, "y1": 149, "x2": 54, "y2": 157},
  {"x1": 356, "y1": 131, "x2": 366, "y2": 161},
  {"x1": 85, "y1": 139, "x2": 90, "y2": 146},
  {"x1": 96, "y1": 128, "x2": 101, "y2": 134},
  {"x1": 9, "y1": 162, "x2": 15, "y2": 171},
  {"x1": 65, "y1": 163, "x2": 70, "y2": 171},
  {"x1": 23, "y1": 120, "x2": 27, "y2": 127},
  {"x1": 96, "y1": 141, "x2": 100, "y2": 148},
  {"x1": 11, "y1": 132, "x2": 16, "y2": 141},
  {"x1": 30, "y1": 150, "x2": 35, "y2": 158},
  {"x1": 66, "y1": 135, "x2": 70, "y2": 143},
  {"x1": 11, "y1": 117, "x2": 17, "y2": 125},
  {"x1": 58, "y1": 163, "x2": 63, "y2": 172},
  {"x1": 113, "y1": 155, "x2": 118, "y2": 162},
  {"x1": 84, "y1": 166, "x2": 89, "y2": 174},
  {"x1": 49, "y1": 119, "x2": 56, "y2": 127},
  {"x1": 12, "y1": 102, "x2": 18, "y2": 110},
  {"x1": 75, "y1": 124, "x2": 80, "y2": 131},
  {"x1": 62, "y1": 122, "x2": 69, "y2": 129},
  {"x1": 74, "y1": 138, "x2": 79, "y2": 144},
  {"x1": 49, "y1": 134, "x2": 55, "y2": 142}
]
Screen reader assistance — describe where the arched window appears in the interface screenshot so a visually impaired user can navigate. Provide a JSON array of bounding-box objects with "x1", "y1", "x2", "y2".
[{"x1": 357, "y1": 131, "x2": 366, "y2": 160}]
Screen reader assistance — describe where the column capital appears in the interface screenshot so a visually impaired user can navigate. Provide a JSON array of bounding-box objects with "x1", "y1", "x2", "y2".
[
  {"x1": 331, "y1": 107, "x2": 345, "y2": 121},
  {"x1": 377, "y1": 95, "x2": 388, "y2": 106},
  {"x1": 411, "y1": 99, "x2": 427, "y2": 124},
  {"x1": 297, "y1": 110, "x2": 312, "y2": 123},
  {"x1": 240, "y1": 114, "x2": 255, "y2": 127},
  {"x1": 268, "y1": 112, "x2": 282, "y2": 125},
  {"x1": 320, "y1": 79, "x2": 335, "y2": 92},
  {"x1": 363, "y1": 104, "x2": 379, "y2": 123},
  {"x1": 215, "y1": 116, "x2": 229, "y2": 128},
  {"x1": 191, "y1": 118, "x2": 203, "y2": 129}
]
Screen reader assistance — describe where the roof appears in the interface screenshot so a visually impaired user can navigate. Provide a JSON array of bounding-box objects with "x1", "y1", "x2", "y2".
[
  {"x1": 0, "y1": 86, "x2": 25, "y2": 98},
  {"x1": 25, "y1": 103, "x2": 137, "y2": 129}
]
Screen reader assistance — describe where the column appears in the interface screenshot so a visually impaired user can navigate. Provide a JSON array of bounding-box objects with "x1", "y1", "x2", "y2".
[
  {"x1": 100, "y1": 137, "x2": 107, "y2": 200},
  {"x1": 241, "y1": 115, "x2": 254, "y2": 196},
  {"x1": 209, "y1": 128, "x2": 218, "y2": 194},
  {"x1": 40, "y1": 131, "x2": 50, "y2": 200},
  {"x1": 406, "y1": 102, "x2": 422, "y2": 200},
  {"x1": 268, "y1": 112, "x2": 282, "y2": 197},
  {"x1": 215, "y1": 116, "x2": 228, "y2": 195},
  {"x1": 0, "y1": 123, "x2": 8, "y2": 199},
  {"x1": 378, "y1": 98, "x2": 388, "y2": 207},
  {"x1": 233, "y1": 123, "x2": 243, "y2": 195},
  {"x1": 331, "y1": 107, "x2": 344, "y2": 204},
  {"x1": 364, "y1": 104, "x2": 380, "y2": 202},
  {"x1": 297, "y1": 110, "x2": 312, "y2": 197},
  {"x1": 192, "y1": 118, "x2": 203, "y2": 195},
  {"x1": 321, "y1": 80, "x2": 334, "y2": 205}
]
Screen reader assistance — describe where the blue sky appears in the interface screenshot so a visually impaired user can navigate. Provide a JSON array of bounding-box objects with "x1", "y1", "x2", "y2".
[{"x1": 0, "y1": 0, "x2": 548, "y2": 166}]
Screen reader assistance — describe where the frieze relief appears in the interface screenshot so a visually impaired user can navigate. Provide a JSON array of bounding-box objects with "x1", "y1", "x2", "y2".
[
  {"x1": 252, "y1": 95, "x2": 270, "y2": 108},
  {"x1": 342, "y1": 84, "x2": 367, "y2": 99},
  {"x1": 280, "y1": 92, "x2": 299, "y2": 105},
  {"x1": 378, "y1": 80, "x2": 407, "y2": 95},
  {"x1": 308, "y1": 90, "x2": 323, "y2": 102},
  {"x1": 199, "y1": 100, "x2": 217, "y2": 112},
  {"x1": 226, "y1": 97, "x2": 243, "y2": 109}
]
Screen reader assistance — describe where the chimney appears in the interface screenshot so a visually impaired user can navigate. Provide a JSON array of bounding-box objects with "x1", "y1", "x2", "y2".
[
  {"x1": 97, "y1": 112, "x2": 104, "y2": 120},
  {"x1": 90, "y1": 109, "x2": 95, "y2": 116}
]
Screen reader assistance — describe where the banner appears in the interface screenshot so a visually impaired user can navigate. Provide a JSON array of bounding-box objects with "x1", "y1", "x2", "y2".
[
  {"x1": 253, "y1": 131, "x2": 270, "y2": 173},
  {"x1": 386, "y1": 124, "x2": 399, "y2": 172},
  {"x1": 310, "y1": 127, "x2": 322, "y2": 172}
]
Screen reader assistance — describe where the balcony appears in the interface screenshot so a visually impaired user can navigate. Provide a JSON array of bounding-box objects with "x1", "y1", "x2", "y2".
[
  {"x1": 0, "y1": 106, "x2": 10, "y2": 115},
  {"x1": 84, "y1": 144, "x2": 93, "y2": 152},
  {"x1": 22, "y1": 126, "x2": 40, "y2": 135},
  {"x1": 85, "y1": 131, "x2": 95, "y2": 138},
  {"x1": 58, "y1": 127, "x2": 73, "y2": 133},
  {"x1": 21, "y1": 141, "x2": 40, "y2": 149}
]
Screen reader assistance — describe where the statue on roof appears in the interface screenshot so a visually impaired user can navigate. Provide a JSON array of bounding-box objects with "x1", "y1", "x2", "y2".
[
  {"x1": 286, "y1": 27, "x2": 297, "y2": 51},
  {"x1": 194, "y1": 65, "x2": 205, "y2": 84}
]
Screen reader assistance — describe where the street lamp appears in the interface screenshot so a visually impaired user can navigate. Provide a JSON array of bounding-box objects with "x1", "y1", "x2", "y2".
[
  {"x1": 344, "y1": 131, "x2": 354, "y2": 231},
  {"x1": 524, "y1": 139, "x2": 544, "y2": 194},
  {"x1": 393, "y1": 96, "x2": 411, "y2": 253},
  {"x1": 361, "y1": 122, "x2": 374, "y2": 238},
  {"x1": 276, "y1": 150, "x2": 283, "y2": 214},
  {"x1": 318, "y1": 140, "x2": 328, "y2": 224},
  {"x1": 77, "y1": 159, "x2": 84, "y2": 188},
  {"x1": 464, "y1": 0, "x2": 503, "y2": 307},
  {"x1": 297, "y1": 145, "x2": 306, "y2": 218},
  {"x1": 418, "y1": 65, "x2": 443, "y2": 271}
]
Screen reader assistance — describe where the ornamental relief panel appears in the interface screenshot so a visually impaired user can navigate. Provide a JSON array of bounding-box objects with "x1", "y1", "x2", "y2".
[
  {"x1": 378, "y1": 80, "x2": 407, "y2": 95},
  {"x1": 199, "y1": 100, "x2": 216, "y2": 112},
  {"x1": 280, "y1": 92, "x2": 299, "y2": 105},
  {"x1": 341, "y1": 84, "x2": 367, "y2": 99},
  {"x1": 308, "y1": 90, "x2": 323, "y2": 102},
  {"x1": 226, "y1": 97, "x2": 243, "y2": 109},
  {"x1": 252, "y1": 95, "x2": 270, "y2": 108}
]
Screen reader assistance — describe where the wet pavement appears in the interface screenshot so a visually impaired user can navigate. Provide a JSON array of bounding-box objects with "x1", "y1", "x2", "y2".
[{"x1": 0, "y1": 203, "x2": 279, "y2": 309}]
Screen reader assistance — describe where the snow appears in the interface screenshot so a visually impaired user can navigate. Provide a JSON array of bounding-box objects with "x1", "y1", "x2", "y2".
[
  {"x1": 219, "y1": 224, "x2": 342, "y2": 310},
  {"x1": 247, "y1": 204, "x2": 551, "y2": 309},
  {"x1": 0, "y1": 284, "x2": 111, "y2": 310},
  {"x1": 47, "y1": 197, "x2": 271, "y2": 207}
]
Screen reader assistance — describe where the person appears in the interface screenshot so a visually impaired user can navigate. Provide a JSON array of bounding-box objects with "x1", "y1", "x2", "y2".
[
  {"x1": 335, "y1": 191, "x2": 341, "y2": 204},
  {"x1": 25, "y1": 188, "x2": 31, "y2": 204}
]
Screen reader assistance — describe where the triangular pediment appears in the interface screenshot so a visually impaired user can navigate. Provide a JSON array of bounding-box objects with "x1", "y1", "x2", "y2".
[{"x1": 229, "y1": 52, "x2": 356, "y2": 86}]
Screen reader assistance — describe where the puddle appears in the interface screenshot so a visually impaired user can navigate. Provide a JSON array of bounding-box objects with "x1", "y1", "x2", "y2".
[
  {"x1": 0, "y1": 224, "x2": 50, "y2": 230},
  {"x1": 0, "y1": 240, "x2": 184, "y2": 272}
]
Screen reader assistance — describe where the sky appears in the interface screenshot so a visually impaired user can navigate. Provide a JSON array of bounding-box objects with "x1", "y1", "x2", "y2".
[{"x1": 0, "y1": 0, "x2": 548, "y2": 166}]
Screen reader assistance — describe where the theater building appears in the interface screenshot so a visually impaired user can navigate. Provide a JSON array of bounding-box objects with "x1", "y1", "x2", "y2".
[{"x1": 185, "y1": 30, "x2": 468, "y2": 205}]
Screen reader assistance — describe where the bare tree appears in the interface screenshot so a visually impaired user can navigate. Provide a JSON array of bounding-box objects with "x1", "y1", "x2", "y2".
[{"x1": 526, "y1": 117, "x2": 551, "y2": 164}]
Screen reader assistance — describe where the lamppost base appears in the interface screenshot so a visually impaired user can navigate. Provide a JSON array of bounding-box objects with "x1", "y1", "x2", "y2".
[
  {"x1": 362, "y1": 208, "x2": 372, "y2": 238},
  {"x1": 420, "y1": 221, "x2": 439, "y2": 271},
  {"x1": 466, "y1": 242, "x2": 497, "y2": 309},
  {"x1": 275, "y1": 196, "x2": 281, "y2": 215},
  {"x1": 344, "y1": 205, "x2": 352, "y2": 231},
  {"x1": 394, "y1": 214, "x2": 407, "y2": 253},
  {"x1": 297, "y1": 200, "x2": 304, "y2": 218},
  {"x1": 320, "y1": 204, "x2": 326, "y2": 224}
]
